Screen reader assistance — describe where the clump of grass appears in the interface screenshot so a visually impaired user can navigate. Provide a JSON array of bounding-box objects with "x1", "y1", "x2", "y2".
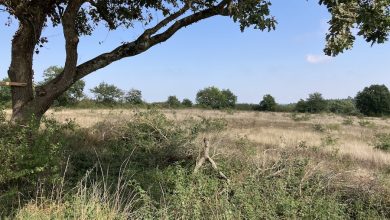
[
  {"x1": 312, "y1": 123, "x2": 326, "y2": 132},
  {"x1": 342, "y1": 117, "x2": 354, "y2": 125},
  {"x1": 359, "y1": 119, "x2": 375, "y2": 128},
  {"x1": 290, "y1": 113, "x2": 311, "y2": 122}
]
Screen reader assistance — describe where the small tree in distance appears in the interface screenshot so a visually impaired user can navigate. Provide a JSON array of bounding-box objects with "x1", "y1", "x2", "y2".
[
  {"x1": 167, "y1": 96, "x2": 181, "y2": 108},
  {"x1": 259, "y1": 94, "x2": 276, "y2": 111},
  {"x1": 125, "y1": 89, "x2": 143, "y2": 105},
  {"x1": 90, "y1": 82, "x2": 124, "y2": 105},
  {"x1": 196, "y1": 86, "x2": 237, "y2": 109},
  {"x1": 355, "y1": 85, "x2": 390, "y2": 116},
  {"x1": 182, "y1": 99, "x2": 193, "y2": 107}
]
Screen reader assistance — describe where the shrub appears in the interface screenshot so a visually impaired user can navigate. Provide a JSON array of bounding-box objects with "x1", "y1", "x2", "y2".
[
  {"x1": 259, "y1": 94, "x2": 277, "y2": 111},
  {"x1": 0, "y1": 117, "x2": 77, "y2": 214},
  {"x1": 374, "y1": 133, "x2": 390, "y2": 151},
  {"x1": 355, "y1": 84, "x2": 390, "y2": 116}
]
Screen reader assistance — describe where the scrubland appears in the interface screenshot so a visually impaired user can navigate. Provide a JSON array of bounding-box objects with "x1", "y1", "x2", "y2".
[{"x1": 2, "y1": 108, "x2": 390, "y2": 219}]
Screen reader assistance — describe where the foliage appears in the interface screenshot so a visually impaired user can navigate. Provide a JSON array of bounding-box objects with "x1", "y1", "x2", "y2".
[
  {"x1": 40, "y1": 66, "x2": 85, "y2": 106},
  {"x1": 295, "y1": 99, "x2": 307, "y2": 113},
  {"x1": 181, "y1": 98, "x2": 193, "y2": 107},
  {"x1": 355, "y1": 84, "x2": 390, "y2": 116},
  {"x1": 306, "y1": 92, "x2": 328, "y2": 113},
  {"x1": 0, "y1": 77, "x2": 11, "y2": 107},
  {"x1": 259, "y1": 94, "x2": 277, "y2": 111},
  {"x1": 166, "y1": 95, "x2": 181, "y2": 108},
  {"x1": 124, "y1": 89, "x2": 143, "y2": 105},
  {"x1": 90, "y1": 82, "x2": 124, "y2": 105},
  {"x1": 2, "y1": 109, "x2": 390, "y2": 218},
  {"x1": 319, "y1": 0, "x2": 390, "y2": 56},
  {"x1": 374, "y1": 133, "x2": 390, "y2": 152},
  {"x1": 196, "y1": 86, "x2": 237, "y2": 109},
  {"x1": 295, "y1": 93, "x2": 328, "y2": 113},
  {"x1": 328, "y1": 98, "x2": 358, "y2": 115},
  {"x1": 0, "y1": 116, "x2": 77, "y2": 213}
]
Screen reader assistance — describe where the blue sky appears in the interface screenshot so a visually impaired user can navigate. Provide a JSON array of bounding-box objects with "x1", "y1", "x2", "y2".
[{"x1": 0, "y1": 0, "x2": 389, "y2": 104}]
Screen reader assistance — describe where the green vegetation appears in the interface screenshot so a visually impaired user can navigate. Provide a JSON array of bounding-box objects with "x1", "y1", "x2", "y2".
[
  {"x1": 124, "y1": 89, "x2": 143, "y2": 105},
  {"x1": 355, "y1": 84, "x2": 390, "y2": 117},
  {"x1": 296, "y1": 92, "x2": 328, "y2": 113},
  {"x1": 259, "y1": 94, "x2": 277, "y2": 111},
  {"x1": 1, "y1": 109, "x2": 389, "y2": 219},
  {"x1": 181, "y1": 98, "x2": 193, "y2": 107},
  {"x1": 90, "y1": 82, "x2": 124, "y2": 105},
  {"x1": 374, "y1": 133, "x2": 390, "y2": 152},
  {"x1": 196, "y1": 86, "x2": 237, "y2": 109},
  {"x1": 0, "y1": 77, "x2": 11, "y2": 107},
  {"x1": 166, "y1": 95, "x2": 181, "y2": 108}
]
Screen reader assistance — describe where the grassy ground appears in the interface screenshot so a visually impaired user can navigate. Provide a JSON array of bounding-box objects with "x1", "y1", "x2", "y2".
[
  {"x1": 2, "y1": 108, "x2": 390, "y2": 219},
  {"x1": 31, "y1": 108, "x2": 390, "y2": 168}
]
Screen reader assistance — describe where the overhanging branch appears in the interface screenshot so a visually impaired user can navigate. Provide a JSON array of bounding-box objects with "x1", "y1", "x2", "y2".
[{"x1": 74, "y1": 0, "x2": 231, "y2": 80}]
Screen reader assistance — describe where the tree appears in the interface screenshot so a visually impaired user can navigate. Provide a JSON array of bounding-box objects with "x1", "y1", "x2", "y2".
[
  {"x1": 355, "y1": 84, "x2": 390, "y2": 116},
  {"x1": 167, "y1": 96, "x2": 181, "y2": 108},
  {"x1": 124, "y1": 89, "x2": 143, "y2": 105},
  {"x1": 259, "y1": 94, "x2": 276, "y2": 111},
  {"x1": 328, "y1": 98, "x2": 357, "y2": 115},
  {"x1": 306, "y1": 92, "x2": 328, "y2": 113},
  {"x1": 0, "y1": 77, "x2": 11, "y2": 107},
  {"x1": 182, "y1": 99, "x2": 193, "y2": 107},
  {"x1": 40, "y1": 66, "x2": 85, "y2": 106},
  {"x1": 90, "y1": 82, "x2": 124, "y2": 105},
  {"x1": 295, "y1": 99, "x2": 307, "y2": 113},
  {"x1": 295, "y1": 93, "x2": 328, "y2": 113},
  {"x1": 196, "y1": 86, "x2": 237, "y2": 109},
  {"x1": 1, "y1": 0, "x2": 276, "y2": 123}
]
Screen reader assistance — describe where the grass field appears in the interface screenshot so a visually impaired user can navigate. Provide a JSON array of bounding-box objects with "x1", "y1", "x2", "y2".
[
  {"x1": 3, "y1": 108, "x2": 390, "y2": 219},
  {"x1": 35, "y1": 108, "x2": 390, "y2": 169}
]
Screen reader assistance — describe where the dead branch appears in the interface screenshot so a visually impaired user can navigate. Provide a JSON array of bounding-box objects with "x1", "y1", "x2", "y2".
[{"x1": 193, "y1": 137, "x2": 230, "y2": 183}]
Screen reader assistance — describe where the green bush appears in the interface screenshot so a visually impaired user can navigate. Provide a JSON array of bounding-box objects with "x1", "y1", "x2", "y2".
[
  {"x1": 374, "y1": 133, "x2": 390, "y2": 152},
  {"x1": 0, "y1": 116, "x2": 77, "y2": 214}
]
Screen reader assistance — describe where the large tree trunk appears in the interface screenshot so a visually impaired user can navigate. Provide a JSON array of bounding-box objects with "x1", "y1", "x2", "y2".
[{"x1": 8, "y1": 16, "x2": 46, "y2": 123}]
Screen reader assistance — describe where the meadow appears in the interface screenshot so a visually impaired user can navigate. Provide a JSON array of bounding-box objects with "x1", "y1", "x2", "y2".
[{"x1": 2, "y1": 108, "x2": 390, "y2": 219}]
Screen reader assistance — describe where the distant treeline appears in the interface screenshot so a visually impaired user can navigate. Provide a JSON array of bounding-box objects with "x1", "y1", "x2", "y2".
[{"x1": 1, "y1": 66, "x2": 390, "y2": 117}]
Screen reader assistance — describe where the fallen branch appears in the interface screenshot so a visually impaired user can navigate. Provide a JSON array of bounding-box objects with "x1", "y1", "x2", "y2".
[{"x1": 194, "y1": 137, "x2": 230, "y2": 183}]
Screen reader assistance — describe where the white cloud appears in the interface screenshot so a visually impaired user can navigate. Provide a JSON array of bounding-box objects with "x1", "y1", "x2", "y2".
[{"x1": 306, "y1": 54, "x2": 332, "y2": 64}]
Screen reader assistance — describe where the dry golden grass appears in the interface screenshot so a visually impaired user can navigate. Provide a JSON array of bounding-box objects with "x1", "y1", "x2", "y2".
[{"x1": 6, "y1": 108, "x2": 390, "y2": 170}]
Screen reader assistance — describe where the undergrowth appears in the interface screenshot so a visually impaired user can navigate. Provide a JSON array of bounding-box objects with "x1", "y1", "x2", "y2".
[{"x1": 0, "y1": 109, "x2": 389, "y2": 219}]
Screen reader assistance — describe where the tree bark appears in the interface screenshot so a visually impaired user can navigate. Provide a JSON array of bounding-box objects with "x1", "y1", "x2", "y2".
[{"x1": 8, "y1": 13, "x2": 45, "y2": 123}]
